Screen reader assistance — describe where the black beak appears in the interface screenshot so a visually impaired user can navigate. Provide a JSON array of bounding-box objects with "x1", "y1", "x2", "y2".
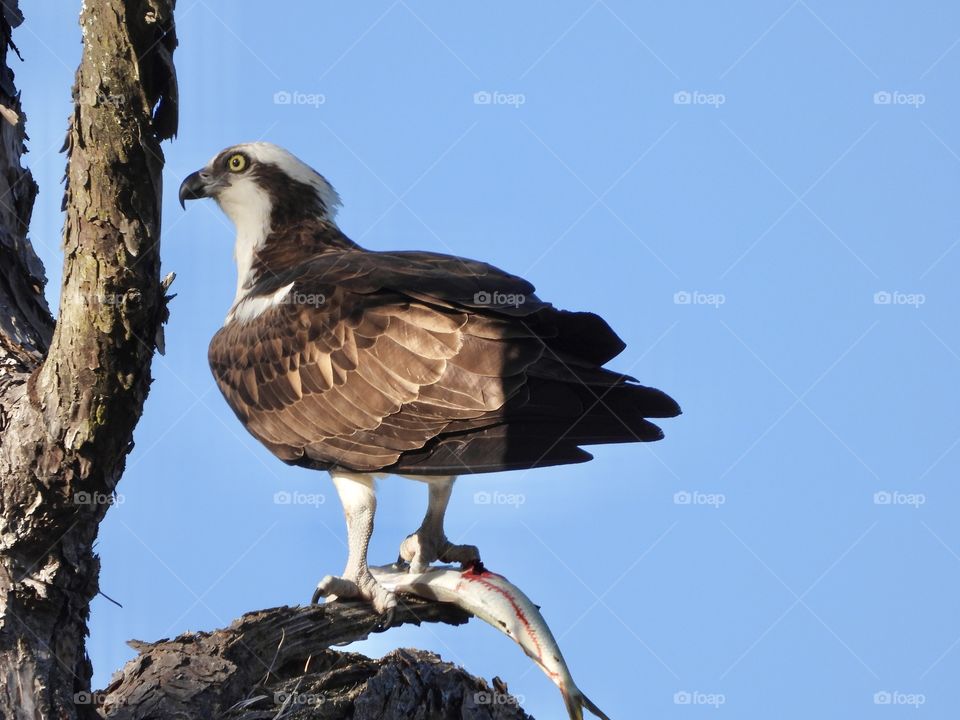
[{"x1": 178, "y1": 171, "x2": 212, "y2": 209}]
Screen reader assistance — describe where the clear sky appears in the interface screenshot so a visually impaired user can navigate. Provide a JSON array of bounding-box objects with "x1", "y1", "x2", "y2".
[{"x1": 14, "y1": 2, "x2": 960, "y2": 717}]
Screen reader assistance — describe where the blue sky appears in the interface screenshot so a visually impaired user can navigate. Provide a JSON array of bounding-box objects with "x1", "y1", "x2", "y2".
[{"x1": 14, "y1": 2, "x2": 960, "y2": 717}]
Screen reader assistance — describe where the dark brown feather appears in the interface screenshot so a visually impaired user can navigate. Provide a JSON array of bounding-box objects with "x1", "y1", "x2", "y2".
[{"x1": 208, "y1": 219, "x2": 680, "y2": 475}]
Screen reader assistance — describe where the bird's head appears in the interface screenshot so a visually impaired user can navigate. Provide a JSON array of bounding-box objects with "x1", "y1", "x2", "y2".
[{"x1": 178, "y1": 142, "x2": 342, "y2": 228}]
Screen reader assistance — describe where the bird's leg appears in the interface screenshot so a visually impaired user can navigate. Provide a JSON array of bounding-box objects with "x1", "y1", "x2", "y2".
[
  {"x1": 399, "y1": 476, "x2": 479, "y2": 573},
  {"x1": 313, "y1": 473, "x2": 396, "y2": 623}
]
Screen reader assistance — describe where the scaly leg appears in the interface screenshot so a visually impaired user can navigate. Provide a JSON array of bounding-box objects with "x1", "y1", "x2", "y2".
[
  {"x1": 399, "y1": 476, "x2": 480, "y2": 573},
  {"x1": 312, "y1": 472, "x2": 395, "y2": 624}
]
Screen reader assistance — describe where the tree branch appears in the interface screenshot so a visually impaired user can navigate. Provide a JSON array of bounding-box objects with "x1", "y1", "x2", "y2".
[{"x1": 98, "y1": 600, "x2": 532, "y2": 720}]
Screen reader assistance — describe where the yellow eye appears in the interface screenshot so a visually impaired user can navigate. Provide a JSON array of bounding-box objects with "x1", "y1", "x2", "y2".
[{"x1": 227, "y1": 153, "x2": 247, "y2": 172}]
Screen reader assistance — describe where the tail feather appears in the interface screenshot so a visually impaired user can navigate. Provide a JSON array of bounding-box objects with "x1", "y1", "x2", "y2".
[{"x1": 526, "y1": 364, "x2": 681, "y2": 420}]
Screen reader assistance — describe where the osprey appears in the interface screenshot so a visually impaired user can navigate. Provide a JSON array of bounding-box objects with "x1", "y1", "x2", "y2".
[{"x1": 179, "y1": 142, "x2": 680, "y2": 622}]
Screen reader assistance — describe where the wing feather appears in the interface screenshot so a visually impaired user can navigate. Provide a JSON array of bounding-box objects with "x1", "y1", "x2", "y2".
[{"x1": 208, "y1": 236, "x2": 679, "y2": 474}]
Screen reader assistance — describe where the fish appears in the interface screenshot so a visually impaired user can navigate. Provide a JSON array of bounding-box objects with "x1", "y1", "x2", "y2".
[{"x1": 370, "y1": 560, "x2": 611, "y2": 720}]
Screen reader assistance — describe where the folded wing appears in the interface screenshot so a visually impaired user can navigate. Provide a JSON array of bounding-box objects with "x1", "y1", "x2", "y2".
[{"x1": 209, "y1": 247, "x2": 680, "y2": 475}]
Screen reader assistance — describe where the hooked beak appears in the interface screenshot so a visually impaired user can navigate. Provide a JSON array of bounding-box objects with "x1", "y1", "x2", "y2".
[{"x1": 178, "y1": 170, "x2": 214, "y2": 209}]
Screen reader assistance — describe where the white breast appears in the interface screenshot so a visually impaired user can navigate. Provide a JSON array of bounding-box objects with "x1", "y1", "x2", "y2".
[{"x1": 226, "y1": 282, "x2": 295, "y2": 324}]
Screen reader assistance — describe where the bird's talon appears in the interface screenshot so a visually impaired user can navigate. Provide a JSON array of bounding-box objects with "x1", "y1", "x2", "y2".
[
  {"x1": 439, "y1": 542, "x2": 480, "y2": 566},
  {"x1": 374, "y1": 605, "x2": 396, "y2": 632},
  {"x1": 401, "y1": 531, "x2": 480, "y2": 572}
]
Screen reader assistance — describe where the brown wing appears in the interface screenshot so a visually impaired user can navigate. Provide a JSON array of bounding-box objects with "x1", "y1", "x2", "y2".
[
  {"x1": 209, "y1": 245, "x2": 680, "y2": 475},
  {"x1": 209, "y1": 284, "x2": 543, "y2": 472}
]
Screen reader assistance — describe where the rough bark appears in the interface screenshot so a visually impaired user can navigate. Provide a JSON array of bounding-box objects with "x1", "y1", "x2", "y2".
[
  {"x1": 0, "y1": 1, "x2": 177, "y2": 717},
  {"x1": 0, "y1": 1, "x2": 48, "y2": 380},
  {"x1": 95, "y1": 600, "x2": 531, "y2": 720}
]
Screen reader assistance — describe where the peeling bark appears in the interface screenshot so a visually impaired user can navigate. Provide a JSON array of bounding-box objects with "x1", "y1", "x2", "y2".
[
  {"x1": 0, "y1": 1, "x2": 48, "y2": 380},
  {"x1": 0, "y1": 1, "x2": 177, "y2": 717}
]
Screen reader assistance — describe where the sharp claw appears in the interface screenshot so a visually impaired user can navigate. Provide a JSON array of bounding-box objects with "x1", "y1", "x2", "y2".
[
  {"x1": 373, "y1": 605, "x2": 396, "y2": 633},
  {"x1": 312, "y1": 571, "x2": 394, "y2": 623}
]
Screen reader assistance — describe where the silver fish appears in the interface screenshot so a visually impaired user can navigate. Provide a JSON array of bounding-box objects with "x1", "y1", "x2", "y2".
[{"x1": 371, "y1": 561, "x2": 611, "y2": 720}]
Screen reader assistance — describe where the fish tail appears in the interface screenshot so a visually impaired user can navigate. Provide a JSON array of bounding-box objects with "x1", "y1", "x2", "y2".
[
  {"x1": 563, "y1": 687, "x2": 612, "y2": 720},
  {"x1": 580, "y1": 691, "x2": 611, "y2": 720},
  {"x1": 562, "y1": 689, "x2": 584, "y2": 720}
]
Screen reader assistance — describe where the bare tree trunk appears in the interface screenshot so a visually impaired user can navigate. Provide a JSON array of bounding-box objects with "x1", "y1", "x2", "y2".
[
  {"x1": 0, "y1": 4, "x2": 535, "y2": 719},
  {"x1": 0, "y1": 1, "x2": 177, "y2": 717}
]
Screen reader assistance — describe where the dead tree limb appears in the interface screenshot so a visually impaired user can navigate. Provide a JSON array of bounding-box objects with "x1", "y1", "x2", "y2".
[{"x1": 95, "y1": 600, "x2": 530, "y2": 720}]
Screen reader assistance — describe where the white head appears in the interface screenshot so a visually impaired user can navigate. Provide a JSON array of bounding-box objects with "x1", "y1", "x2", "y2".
[
  {"x1": 180, "y1": 142, "x2": 341, "y2": 224},
  {"x1": 179, "y1": 142, "x2": 342, "y2": 301}
]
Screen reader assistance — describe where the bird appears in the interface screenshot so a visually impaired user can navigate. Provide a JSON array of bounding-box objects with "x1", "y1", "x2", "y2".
[{"x1": 179, "y1": 142, "x2": 680, "y2": 623}]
